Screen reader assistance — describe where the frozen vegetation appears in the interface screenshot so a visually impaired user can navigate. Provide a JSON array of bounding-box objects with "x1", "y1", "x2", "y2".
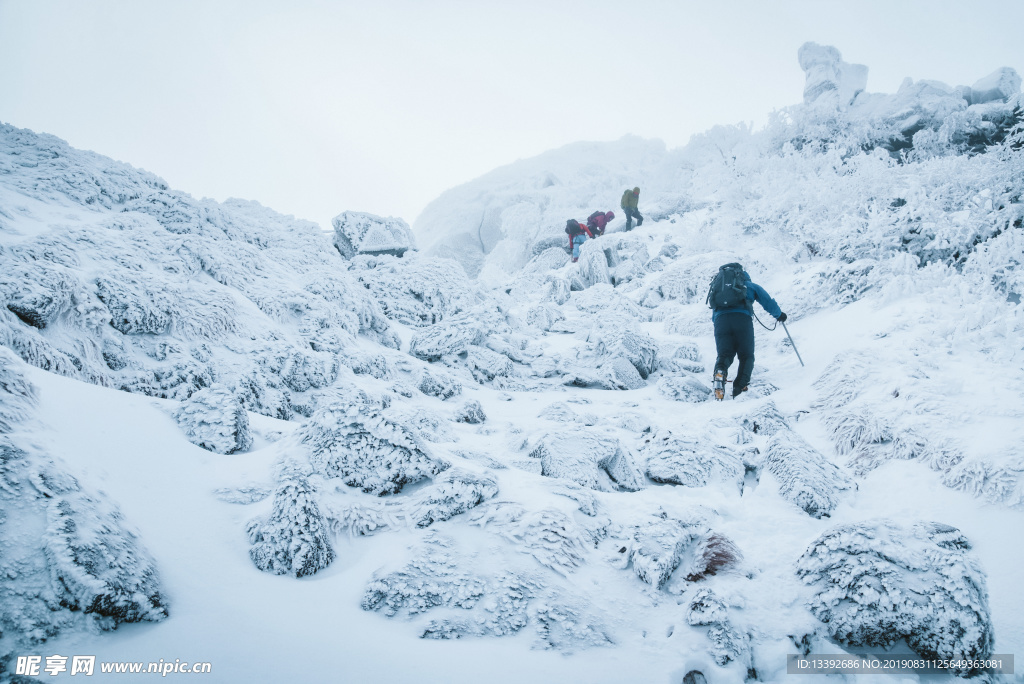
[{"x1": 1, "y1": 41, "x2": 1022, "y2": 682}]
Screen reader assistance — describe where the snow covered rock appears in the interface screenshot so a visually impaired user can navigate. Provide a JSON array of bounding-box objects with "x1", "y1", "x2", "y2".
[
  {"x1": 408, "y1": 316, "x2": 484, "y2": 361},
  {"x1": 454, "y1": 400, "x2": 486, "y2": 424},
  {"x1": 798, "y1": 42, "x2": 868, "y2": 107},
  {"x1": 588, "y1": 323, "x2": 658, "y2": 379},
  {"x1": 417, "y1": 368, "x2": 463, "y2": 400},
  {"x1": 332, "y1": 211, "x2": 416, "y2": 259},
  {"x1": 466, "y1": 344, "x2": 514, "y2": 383},
  {"x1": 407, "y1": 468, "x2": 499, "y2": 528},
  {"x1": 172, "y1": 385, "x2": 252, "y2": 454},
  {"x1": 526, "y1": 303, "x2": 565, "y2": 331},
  {"x1": 565, "y1": 356, "x2": 646, "y2": 391},
  {"x1": 739, "y1": 401, "x2": 789, "y2": 437},
  {"x1": 528, "y1": 432, "x2": 646, "y2": 492},
  {"x1": 657, "y1": 376, "x2": 711, "y2": 402},
  {"x1": 247, "y1": 479, "x2": 335, "y2": 577},
  {"x1": 299, "y1": 399, "x2": 448, "y2": 496},
  {"x1": 643, "y1": 433, "x2": 744, "y2": 489},
  {"x1": 537, "y1": 401, "x2": 598, "y2": 426},
  {"x1": 764, "y1": 429, "x2": 854, "y2": 518},
  {"x1": 0, "y1": 440, "x2": 167, "y2": 656},
  {"x1": 961, "y1": 67, "x2": 1021, "y2": 105},
  {"x1": 796, "y1": 520, "x2": 994, "y2": 676},
  {"x1": 626, "y1": 514, "x2": 703, "y2": 588}
]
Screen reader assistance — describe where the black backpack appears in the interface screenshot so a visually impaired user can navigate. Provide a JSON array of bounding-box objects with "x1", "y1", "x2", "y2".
[
  {"x1": 586, "y1": 211, "x2": 603, "y2": 226},
  {"x1": 706, "y1": 263, "x2": 749, "y2": 310},
  {"x1": 565, "y1": 219, "x2": 583, "y2": 236}
]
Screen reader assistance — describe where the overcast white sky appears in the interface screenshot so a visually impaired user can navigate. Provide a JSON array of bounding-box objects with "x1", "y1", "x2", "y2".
[{"x1": 1, "y1": 0, "x2": 1021, "y2": 228}]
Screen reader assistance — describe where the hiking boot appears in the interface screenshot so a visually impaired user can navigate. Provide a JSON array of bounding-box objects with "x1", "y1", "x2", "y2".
[
  {"x1": 713, "y1": 370, "x2": 726, "y2": 401},
  {"x1": 732, "y1": 385, "x2": 748, "y2": 398}
]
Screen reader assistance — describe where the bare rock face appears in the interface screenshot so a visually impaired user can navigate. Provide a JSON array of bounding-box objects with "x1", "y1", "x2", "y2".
[
  {"x1": 332, "y1": 211, "x2": 416, "y2": 259},
  {"x1": 796, "y1": 520, "x2": 994, "y2": 677}
]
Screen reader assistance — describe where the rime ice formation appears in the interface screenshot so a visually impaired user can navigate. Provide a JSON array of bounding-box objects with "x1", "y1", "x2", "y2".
[
  {"x1": 332, "y1": 211, "x2": 416, "y2": 259},
  {"x1": 797, "y1": 520, "x2": 994, "y2": 676},
  {"x1": 2, "y1": 40, "x2": 1022, "y2": 681}
]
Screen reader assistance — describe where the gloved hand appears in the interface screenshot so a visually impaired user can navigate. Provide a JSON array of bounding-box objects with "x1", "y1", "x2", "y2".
[{"x1": 777, "y1": 312, "x2": 788, "y2": 323}]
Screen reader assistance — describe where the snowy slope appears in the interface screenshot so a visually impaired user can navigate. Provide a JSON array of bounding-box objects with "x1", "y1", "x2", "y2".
[{"x1": 2, "y1": 42, "x2": 1023, "y2": 683}]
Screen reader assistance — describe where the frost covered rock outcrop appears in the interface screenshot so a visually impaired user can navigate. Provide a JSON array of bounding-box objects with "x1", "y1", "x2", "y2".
[
  {"x1": 798, "y1": 42, "x2": 868, "y2": 107},
  {"x1": 332, "y1": 211, "x2": 416, "y2": 259},
  {"x1": 0, "y1": 123, "x2": 398, "y2": 420},
  {"x1": 299, "y1": 398, "x2": 448, "y2": 496},
  {"x1": 528, "y1": 432, "x2": 645, "y2": 492},
  {"x1": 797, "y1": 520, "x2": 994, "y2": 676},
  {"x1": 172, "y1": 385, "x2": 252, "y2": 454},
  {"x1": 643, "y1": 432, "x2": 744, "y2": 489}
]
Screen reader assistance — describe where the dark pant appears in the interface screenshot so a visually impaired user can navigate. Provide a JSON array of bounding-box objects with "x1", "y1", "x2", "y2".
[
  {"x1": 623, "y1": 207, "x2": 643, "y2": 230},
  {"x1": 713, "y1": 312, "x2": 755, "y2": 395}
]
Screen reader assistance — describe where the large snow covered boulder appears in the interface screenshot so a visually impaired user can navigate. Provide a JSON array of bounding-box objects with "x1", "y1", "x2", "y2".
[
  {"x1": 299, "y1": 399, "x2": 448, "y2": 496},
  {"x1": 587, "y1": 323, "x2": 658, "y2": 379},
  {"x1": 528, "y1": 432, "x2": 645, "y2": 492},
  {"x1": 172, "y1": 385, "x2": 252, "y2": 454},
  {"x1": 407, "y1": 468, "x2": 498, "y2": 528},
  {"x1": 247, "y1": 479, "x2": 335, "y2": 577},
  {"x1": 332, "y1": 211, "x2": 416, "y2": 259},
  {"x1": 796, "y1": 520, "x2": 994, "y2": 676},
  {"x1": 798, "y1": 42, "x2": 868, "y2": 107},
  {"x1": 961, "y1": 67, "x2": 1021, "y2": 105}
]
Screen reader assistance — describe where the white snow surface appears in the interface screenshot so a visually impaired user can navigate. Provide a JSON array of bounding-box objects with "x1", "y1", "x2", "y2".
[{"x1": 2, "y1": 43, "x2": 1023, "y2": 683}]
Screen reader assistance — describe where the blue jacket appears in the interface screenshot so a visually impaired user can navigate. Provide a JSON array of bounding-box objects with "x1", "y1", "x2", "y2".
[{"x1": 712, "y1": 272, "x2": 782, "y2": 323}]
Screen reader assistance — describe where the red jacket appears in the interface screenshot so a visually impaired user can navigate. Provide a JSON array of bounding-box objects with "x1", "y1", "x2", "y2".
[{"x1": 586, "y1": 211, "x2": 612, "y2": 235}]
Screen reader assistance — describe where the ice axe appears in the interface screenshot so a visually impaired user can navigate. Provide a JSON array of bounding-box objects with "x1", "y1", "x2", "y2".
[{"x1": 781, "y1": 320, "x2": 804, "y2": 367}]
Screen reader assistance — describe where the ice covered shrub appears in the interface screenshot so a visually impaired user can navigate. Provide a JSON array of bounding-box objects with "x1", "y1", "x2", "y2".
[
  {"x1": 0, "y1": 347, "x2": 38, "y2": 433},
  {"x1": 454, "y1": 400, "x2": 486, "y2": 424},
  {"x1": 417, "y1": 368, "x2": 462, "y2": 399},
  {"x1": 246, "y1": 478, "x2": 335, "y2": 578},
  {"x1": 764, "y1": 429, "x2": 854, "y2": 518},
  {"x1": 0, "y1": 439, "x2": 167, "y2": 655},
  {"x1": 44, "y1": 493, "x2": 168, "y2": 625},
  {"x1": 354, "y1": 256, "x2": 474, "y2": 326},
  {"x1": 299, "y1": 398, "x2": 448, "y2": 495},
  {"x1": 172, "y1": 385, "x2": 252, "y2": 454},
  {"x1": 686, "y1": 588, "x2": 750, "y2": 666},
  {"x1": 407, "y1": 468, "x2": 499, "y2": 528},
  {"x1": 796, "y1": 520, "x2": 994, "y2": 676}
]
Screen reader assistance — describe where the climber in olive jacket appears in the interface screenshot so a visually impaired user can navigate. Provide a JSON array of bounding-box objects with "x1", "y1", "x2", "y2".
[{"x1": 620, "y1": 187, "x2": 643, "y2": 230}]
